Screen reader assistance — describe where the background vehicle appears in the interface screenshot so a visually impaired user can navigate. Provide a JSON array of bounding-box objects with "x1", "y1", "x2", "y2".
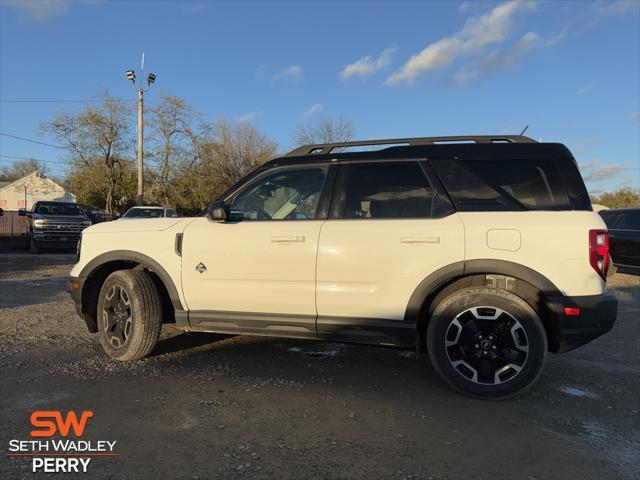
[
  {"x1": 599, "y1": 208, "x2": 640, "y2": 273},
  {"x1": 69, "y1": 135, "x2": 617, "y2": 399},
  {"x1": 121, "y1": 206, "x2": 178, "y2": 219},
  {"x1": 19, "y1": 201, "x2": 91, "y2": 254}
]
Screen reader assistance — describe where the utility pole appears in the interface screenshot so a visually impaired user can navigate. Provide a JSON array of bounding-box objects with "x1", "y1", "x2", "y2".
[
  {"x1": 137, "y1": 86, "x2": 144, "y2": 206},
  {"x1": 125, "y1": 56, "x2": 156, "y2": 206}
]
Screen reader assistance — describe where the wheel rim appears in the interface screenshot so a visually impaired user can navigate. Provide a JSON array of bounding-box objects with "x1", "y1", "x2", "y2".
[
  {"x1": 445, "y1": 306, "x2": 529, "y2": 385},
  {"x1": 102, "y1": 285, "x2": 132, "y2": 348}
]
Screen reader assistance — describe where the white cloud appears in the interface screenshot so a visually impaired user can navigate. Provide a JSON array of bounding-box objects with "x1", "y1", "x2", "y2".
[
  {"x1": 341, "y1": 48, "x2": 396, "y2": 80},
  {"x1": 304, "y1": 104, "x2": 324, "y2": 117},
  {"x1": 451, "y1": 31, "x2": 539, "y2": 85},
  {"x1": 597, "y1": 0, "x2": 640, "y2": 16},
  {"x1": 3, "y1": 0, "x2": 99, "y2": 21},
  {"x1": 582, "y1": 164, "x2": 626, "y2": 182},
  {"x1": 238, "y1": 111, "x2": 260, "y2": 123},
  {"x1": 273, "y1": 65, "x2": 302, "y2": 82},
  {"x1": 386, "y1": 0, "x2": 536, "y2": 86}
]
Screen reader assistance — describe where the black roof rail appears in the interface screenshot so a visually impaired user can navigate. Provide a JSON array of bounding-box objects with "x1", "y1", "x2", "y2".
[{"x1": 284, "y1": 135, "x2": 538, "y2": 157}]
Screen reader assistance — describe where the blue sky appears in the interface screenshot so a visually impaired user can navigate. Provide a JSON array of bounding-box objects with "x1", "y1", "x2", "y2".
[{"x1": 0, "y1": 0, "x2": 639, "y2": 194}]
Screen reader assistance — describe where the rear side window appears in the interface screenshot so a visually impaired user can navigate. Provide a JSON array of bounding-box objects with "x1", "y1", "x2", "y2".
[
  {"x1": 432, "y1": 158, "x2": 572, "y2": 211},
  {"x1": 343, "y1": 162, "x2": 435, "y2": 219}
]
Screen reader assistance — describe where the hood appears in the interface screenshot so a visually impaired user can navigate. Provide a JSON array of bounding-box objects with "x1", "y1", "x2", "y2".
[
  {"x1": 32, "y1": 214, "x2": 90, "y2": 223},
  {"x1": 84, "y1": 217, "x2": 188, "y2": 234}
]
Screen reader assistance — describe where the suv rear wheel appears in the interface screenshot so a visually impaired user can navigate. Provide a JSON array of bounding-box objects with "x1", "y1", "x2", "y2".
[
  {"x1": 426, "y1": 287, "x2": 547, "y2": 399},
  {"x1": 97, "y1": 270, "x2": 163, "y2": 361}
]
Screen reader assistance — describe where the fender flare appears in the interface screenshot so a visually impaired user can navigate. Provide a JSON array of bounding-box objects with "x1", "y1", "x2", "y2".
[
  {"x1": 404, "y1": 259, "x2": 561, "y2": 323},
  {"x1": 79, "y1": 250, "x2": 184, "y2": 311}
]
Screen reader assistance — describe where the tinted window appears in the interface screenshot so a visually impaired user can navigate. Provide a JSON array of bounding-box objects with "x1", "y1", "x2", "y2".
[
  {"x1": 230, "y1": 166, "x2": 328, "y2": 220},
  {"x1": 615, "y1": 210, "x2": 640, "y2": 230},
  {"x1": 35, "y1": 203, "x2": 84, "y2": 216},
  {"x1": 432, "y1": 158, "x2": 571, "y2": 211},
  {"x1": 344, "y1": 162, "x2": 434, "y2": 219},
  {"x1": 124, "y1": 208, "x2": 164, "y2": 218}
]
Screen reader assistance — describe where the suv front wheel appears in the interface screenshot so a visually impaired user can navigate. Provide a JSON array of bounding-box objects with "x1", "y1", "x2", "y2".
[
  {"x1": 427, "y1": 287, "x2": 547, "y2": 399},
  {"x1": 97, "y1": 270, "x2": 163, "y2": 361}
]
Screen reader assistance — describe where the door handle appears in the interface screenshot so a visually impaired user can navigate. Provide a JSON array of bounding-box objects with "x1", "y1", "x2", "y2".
[
  {"x1": 271, "y1": 235, "x2": 306, "y2": 243},
  {"x1": 400, "y1": 236, "x2": 440, "y2": 244}
]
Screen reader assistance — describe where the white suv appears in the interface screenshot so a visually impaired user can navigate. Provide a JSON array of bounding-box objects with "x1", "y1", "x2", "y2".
[{"x1": 69, "y1": 135, "x2": 617, "y2": 398}]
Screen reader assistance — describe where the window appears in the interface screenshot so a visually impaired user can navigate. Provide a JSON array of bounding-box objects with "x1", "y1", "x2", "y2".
[
  {"x1": 229, "y1": 166, "x2": 328, "y2": 221},
  {"x1": 124, "y1": 208, "x2": 164, "y2": 218},
  {"x1": 344, "y1": 162, "x2": 434, "y2": 219},
  {"x1": 432, "y1": 158, "x2": 571, "y2": 211},
  {"x1": 35, "y1": 203, "x2": 84, "y2": 216},
  {"x1": 615, "y1": 211, "x2": 640, "y2": 230}
]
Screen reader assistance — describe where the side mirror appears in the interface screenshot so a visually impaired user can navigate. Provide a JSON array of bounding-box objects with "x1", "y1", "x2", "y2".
[
  {"x1": 208, "y1": 200, "x2": 228, "y2": 222},
  {"x1": 0, "y1": 207, "x2": 3, "y2": 217},
  {"x1": 18, "y1": 208, "x2": 27, "y2": 217}
]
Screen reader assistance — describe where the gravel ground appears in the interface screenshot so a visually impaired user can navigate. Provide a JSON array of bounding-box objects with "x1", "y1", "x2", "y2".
[{"x1": 0, "y1": 253, "x2": 638, "y2": 480}]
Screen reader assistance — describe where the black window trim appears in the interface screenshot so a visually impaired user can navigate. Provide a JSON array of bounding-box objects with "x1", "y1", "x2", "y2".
[
  {"x1": 222, "y1": 162, "x2": 338, "y2": 222},
  {"x1": 429, "y1": 155, "x2": 575, "y2": 212},
  {"x1": 328, "y1": 159, "x2": 454, "y2": 220}
]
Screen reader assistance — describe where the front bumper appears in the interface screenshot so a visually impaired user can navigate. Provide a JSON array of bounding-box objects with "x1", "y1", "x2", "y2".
[
  {"x1": 546, "y1": 293, "x2": 618, "y2": 353},
  {"x1": 68, "y1": 276, "x2": 97, "y2": 332}
]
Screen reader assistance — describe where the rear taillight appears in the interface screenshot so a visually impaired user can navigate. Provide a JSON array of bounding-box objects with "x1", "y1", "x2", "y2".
[{"x1": 589, "y1": 229, "x2": 610, "y2": 280}]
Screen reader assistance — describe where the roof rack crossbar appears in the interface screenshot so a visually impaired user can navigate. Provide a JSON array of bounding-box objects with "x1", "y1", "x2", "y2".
[{"x1": 284, "y1": 135, "x2": 537, "y2": 157}]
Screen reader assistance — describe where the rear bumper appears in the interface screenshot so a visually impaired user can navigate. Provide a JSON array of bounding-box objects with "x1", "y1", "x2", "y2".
[{"x1": 546, "y1": 293, "x2": 618, "y2": 353}]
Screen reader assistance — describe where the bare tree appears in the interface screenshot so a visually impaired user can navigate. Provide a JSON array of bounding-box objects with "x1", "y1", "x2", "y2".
[
  {"x1": 293, "y1": 117, "x2": 355, "y2": 146},
  {"x1": 41, "y1": 95, "x2": 131, "y2": 215},
  {"x1": 146, "y1": 94, "x2": 201, "y2": 207},
  {"x1": 0, "y1": 158, "x2": 48, "y2": 181}
]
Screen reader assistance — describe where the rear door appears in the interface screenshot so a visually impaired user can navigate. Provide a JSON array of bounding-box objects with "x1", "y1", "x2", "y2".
[{"x1": 315, "y1": 160, "x2": 464, "y2": 345}]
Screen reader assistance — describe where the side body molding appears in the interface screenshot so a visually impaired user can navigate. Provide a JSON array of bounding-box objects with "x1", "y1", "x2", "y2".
[
  {"x1": 79, "y1": 250, "x2": 184, "y2": 311},
  {"x1": 404, "y1": 259, "x2": 562, "y2": 323}
]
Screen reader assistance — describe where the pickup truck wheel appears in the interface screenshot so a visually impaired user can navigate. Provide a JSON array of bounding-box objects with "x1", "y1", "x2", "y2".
[
  {"x1": 426, "y1": 287, "x2": 547, "y2": 399},
  {"x1": 29, "y1": 238, "x2": 39, "y2": 254},
  {"x1": 97, "y1": 270, "x2": 163, "y2": 361}
]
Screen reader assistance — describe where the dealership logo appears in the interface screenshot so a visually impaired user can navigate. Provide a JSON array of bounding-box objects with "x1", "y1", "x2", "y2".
[{"x1": 7, "y1": 410, "x2": 118, "y2": 473}]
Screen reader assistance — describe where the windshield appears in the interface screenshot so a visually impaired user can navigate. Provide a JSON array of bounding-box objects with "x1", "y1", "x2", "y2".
[
  {"x1": 34, "y1": 203, "x2": 84, "y2": 216},
  {"x1": 124, "y1": 208, "x2": 164, "y2": 218}
]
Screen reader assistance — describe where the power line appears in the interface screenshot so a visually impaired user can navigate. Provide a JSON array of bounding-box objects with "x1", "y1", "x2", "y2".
[{"x1": 0, "y1": 132, "x2": 70, "y2": 150}]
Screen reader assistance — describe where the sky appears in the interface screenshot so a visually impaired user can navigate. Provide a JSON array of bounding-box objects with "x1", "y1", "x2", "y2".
[{"x1": 0, "y1": 0, "x2": 639, "y2": 195}]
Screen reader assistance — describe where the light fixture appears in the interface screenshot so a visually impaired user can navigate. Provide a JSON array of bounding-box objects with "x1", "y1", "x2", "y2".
[
  {"x1": 126, "y1": 70, "x2": 136, "y2": 85},
  {"x1": 147, "y1": 73, "x2": 156, "y2": 87}
]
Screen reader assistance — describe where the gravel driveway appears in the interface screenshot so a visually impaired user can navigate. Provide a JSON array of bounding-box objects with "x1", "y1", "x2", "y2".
[{"x1": 1, "y1": 253, "x2": 638, "y2": 480}]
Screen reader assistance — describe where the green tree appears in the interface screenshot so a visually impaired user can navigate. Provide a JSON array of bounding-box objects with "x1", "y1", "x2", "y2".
[
  {"x1": 41, "y1": 94, "x2": 132, "y2": 215},
  {"x1": 591, "y1": 187, "x2": 640, "y2": 209}
]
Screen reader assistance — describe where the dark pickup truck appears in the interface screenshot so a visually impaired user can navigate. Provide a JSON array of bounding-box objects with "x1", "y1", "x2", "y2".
[
  {"x1": 19, "y1": 201, "x2": 92, "y2": 254},
  {"x1": 599, "y1": 208, "x2": 640, "y2": 273}
]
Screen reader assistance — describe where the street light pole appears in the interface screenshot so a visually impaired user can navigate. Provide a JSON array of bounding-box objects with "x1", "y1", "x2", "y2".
[
  {"x1": 137, "y1": 86, "x2": 144, "y2": 206},
  {"x1": 125, "y1": 61, "x2": 156, "y2": 207}
]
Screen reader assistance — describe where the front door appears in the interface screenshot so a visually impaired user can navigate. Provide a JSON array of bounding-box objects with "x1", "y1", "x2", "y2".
[{"x1": 181, "y1": 164, "x2": 332, "y2": 334}]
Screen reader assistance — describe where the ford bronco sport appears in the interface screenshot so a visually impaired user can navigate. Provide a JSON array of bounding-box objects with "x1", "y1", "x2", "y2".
[{"x1": 69, "y1": 135, "x2": 617, "y2": 398}]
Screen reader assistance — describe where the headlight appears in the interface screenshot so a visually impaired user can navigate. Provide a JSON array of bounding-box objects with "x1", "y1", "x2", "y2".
[
  {"x1": 33, "y1": 219, "x2": 46, "y2": 228},
  {"x1": 82, "y1": 220, "x2": 92, "y2": 226}
]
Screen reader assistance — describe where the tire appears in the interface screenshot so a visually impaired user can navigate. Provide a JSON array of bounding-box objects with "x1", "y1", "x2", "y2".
[
  {"x1": 426, "y1": 287, "x2": 547, "y2": 399},
  {"x1": 97, "y1": 270, "x2": 163, "y2": 361},
  {"x1": 29, "y1": 238, "x2": 39, "y2": 254}
]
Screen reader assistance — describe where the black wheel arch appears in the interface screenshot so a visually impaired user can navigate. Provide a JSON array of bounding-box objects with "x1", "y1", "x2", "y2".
[
  {"x1": 78, "y1": 251, "x2": 183, "y2": 333},
  {"x1": 406, "y1": 259, "x2": 562, "y2": 353}
]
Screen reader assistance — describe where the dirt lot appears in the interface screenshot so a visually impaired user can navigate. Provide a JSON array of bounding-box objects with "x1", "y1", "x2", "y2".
[{"x1": 0, "y1": 253, "x2": 638, "y2": 480}]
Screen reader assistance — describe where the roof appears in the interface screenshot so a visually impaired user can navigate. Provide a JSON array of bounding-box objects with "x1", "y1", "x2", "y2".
[
  {"x1": 264, "y1": 140, "x2": 574, "y2": 170},
  {"x1": 0, "y1": 181, "x2": 10, "y2": 189}
]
